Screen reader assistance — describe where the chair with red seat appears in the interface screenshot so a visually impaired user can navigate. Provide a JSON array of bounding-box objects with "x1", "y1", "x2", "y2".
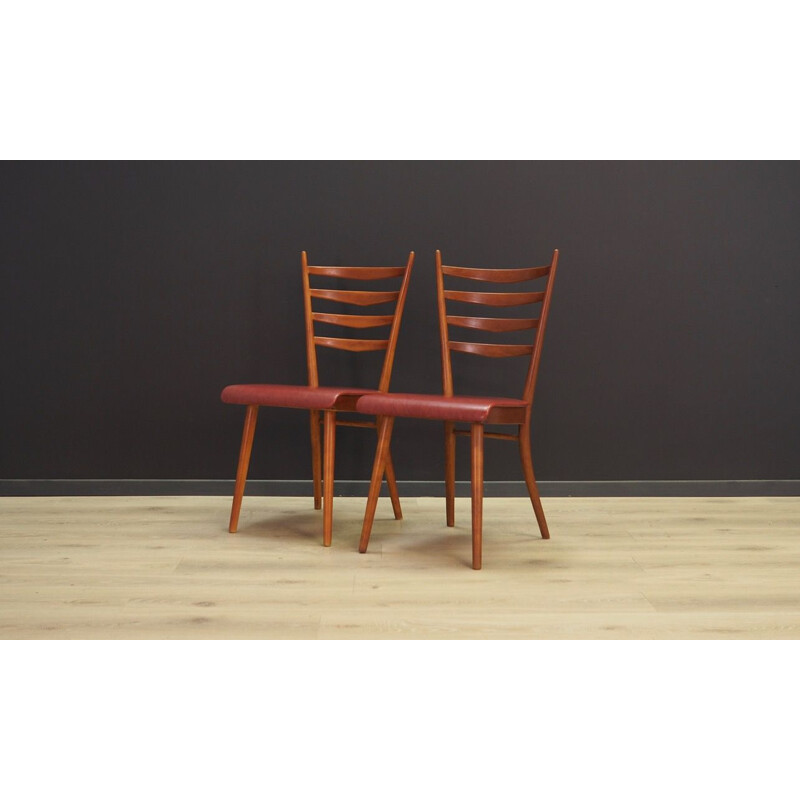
[
  {"x1": 221, "y1": 251, "x2": 415, "y2": 545},
  {"x1": 356, "y1": 248, "x2": 559, "y2": 569}
]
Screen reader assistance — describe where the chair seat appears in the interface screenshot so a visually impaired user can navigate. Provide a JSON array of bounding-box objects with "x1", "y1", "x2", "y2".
[
  {"x1": 355, "y1": 392, "x2": 527, "y2": 423},
  {"x1": 221, "y1": 384, "x2": 375, "y2": 410}
]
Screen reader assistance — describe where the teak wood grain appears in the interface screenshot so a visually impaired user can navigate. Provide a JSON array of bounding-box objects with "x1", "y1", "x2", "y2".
[
  {"x1": 441, "y1": 264, "x2": 551, "y2": 282},
  {"x1": 443, "y1": 289, "x2": 546, "y2": 307},
  {"x1": 314, "y1": 336, "x2": 390, "y2": 352},
  {"x1": 446, "y1": 315, "x2": 540, "y2": 332},
  {"x1": 312, "y1": 312, "x2": 395, "y2": 328},
  {"x1": 306, "y1": 266, "x2": 406, "y2": 280},
  {"x1": 448, "y1": 341, "x2": 534, "y2": 358},
  {"x1": 309, "y1": 288, "x2": 401, "y2": 306}
]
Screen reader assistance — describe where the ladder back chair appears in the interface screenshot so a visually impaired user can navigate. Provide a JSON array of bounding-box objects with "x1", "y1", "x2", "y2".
[
  {"x1": 221, "y1": 251, "x2": 415, "y2": 546},
  {"x1": 356, "y1": 248, "x2": 559, "y2": 569}
]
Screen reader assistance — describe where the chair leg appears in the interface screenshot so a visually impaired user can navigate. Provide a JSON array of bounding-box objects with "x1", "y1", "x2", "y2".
[
  {"x1": 359, "y1": 416, "x2": 395, "y2": 554},
  {"x1": 444, "y1": 421, "x2": 456, "y2": 527},
  {"x1": 310, "y1": 410, "x2": 322, "y2": 510},
  {"x1": 383, "y1": 445, "x2": 403, "y2": 520},
  {"x1": 471, "y1": 423, "x2": 484, "y2": 570},
  {"x1": 519, "y1": 424, "x2": 550, "y2": 539},
  {"x1": 229, "y1": 405, "x2": 259, "y2": 533},
  {"x1": 322, "y1": 410, "x2": 336, "y2": 547}
]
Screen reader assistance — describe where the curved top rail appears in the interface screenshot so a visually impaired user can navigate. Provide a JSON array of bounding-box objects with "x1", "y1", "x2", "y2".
[
  {"x1": 307, "y1": 266, "x2": 407, "y2": 280},
  {"x1": 442, "y1": 265, "x2": 551, "y2": 283}
]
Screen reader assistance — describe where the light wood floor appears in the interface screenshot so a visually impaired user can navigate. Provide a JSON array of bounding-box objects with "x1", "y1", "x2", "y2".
[{"x1": 1, "y1": 495, "x2": 798, "y2": 639}]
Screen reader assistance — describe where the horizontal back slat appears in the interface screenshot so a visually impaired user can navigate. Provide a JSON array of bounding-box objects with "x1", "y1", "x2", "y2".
[
  {"x1": 307, "y1": 266, "x2": 407, "y2": 280},
  {"x1": 310, "y1": 288, "x2": 400, "y2": 306},
  {"x1": 442, "y1": 265, "x2": 551, "y2": 282},
  {"x1": 313, "y1": 312, "x2": 395, "y2": 329},
  {"x1": 444, "y1": 290, "x2": 545, "y2": 307},
  {"x1": 314, "y1": 336, "x2": 389, "y2": 352},
  {"x1": 449, "y1": 341, "x2": 534, "y2": 358},
  {"x1": 446, "y1": 315, "x2": 540, "y2": 332}
]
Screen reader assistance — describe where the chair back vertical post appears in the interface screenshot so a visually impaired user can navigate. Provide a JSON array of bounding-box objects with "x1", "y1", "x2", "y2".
[
  {"x1": 522, "y1": 249, "x2": 559, "y2": 408},
  {"x1": 377, "y1": 251, "x2": 416, "y2": 392},
  {"x1": 301, "y1": 250, "x2": 320, "y2": 388},
  {"x1": 435, "y1": 249, "x2": 454, "y2": 397}
]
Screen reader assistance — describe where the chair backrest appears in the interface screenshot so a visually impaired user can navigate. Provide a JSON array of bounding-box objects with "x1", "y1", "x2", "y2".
[
  {"x1": 302, "y1": 251, "x2": 415, "y2": 391},
  {"x1": 435, "y1": 249, "x2": 559, "y2": 405}
]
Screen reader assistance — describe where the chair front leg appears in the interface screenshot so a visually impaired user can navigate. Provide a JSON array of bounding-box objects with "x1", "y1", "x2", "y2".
[
  {"x1": 310, "y1": 410, "x2": 322, "y2": 510},
  {"x1": 229, "y1": 404, "x2": 259, "y2": 533},
  {"x1": 444, "y1": 421, "x2": 456, "y2": 527},
  {"x1": 470, "y1": 422, "x2": 484, "y2": 570},
  {"x1": 322, "y1": 409, "x2": 336, "y2": 546},
  {"x1": 359, "y1": 416, "x2": 396, "y2": 554}
]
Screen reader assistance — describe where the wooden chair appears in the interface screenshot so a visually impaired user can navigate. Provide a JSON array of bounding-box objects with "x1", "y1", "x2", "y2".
[
  {"x1": 356, "y1": 249, "x2": 559, "y2": 569},
  {"x1": 221, "y1": 251, "x2": 415, "y2": 545}
]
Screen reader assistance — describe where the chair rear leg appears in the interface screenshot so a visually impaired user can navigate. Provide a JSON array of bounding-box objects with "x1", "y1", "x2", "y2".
[
  {"x1": 359, "y1": 416, "x2": 395, "y2": 553},
  {"x1": 519, "y1": 426, "x2": 550, "y2": 539},
  {"x1": 310, "y1": 410, "x2": 322, "y2": 510},
  {"x1": 229, "y1": 405, "x2": 259, "y2": 533},
  {"x1": 471, "y1": 423, "x2": 484, "y2": 570},
  {"x1": 444, "y1": 421, "x2": 456, "y2": 527},
  {"x1": 383, "y1": 445, "x2": 403, "y2": 520},
  {"x1": 322, "y1": 410, "x2": 336, "y2": 547}
]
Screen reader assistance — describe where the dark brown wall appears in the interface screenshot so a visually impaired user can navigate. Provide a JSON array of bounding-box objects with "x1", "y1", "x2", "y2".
[{"x1": 1, "y1": 161, "x2": 798, "y2": 483}]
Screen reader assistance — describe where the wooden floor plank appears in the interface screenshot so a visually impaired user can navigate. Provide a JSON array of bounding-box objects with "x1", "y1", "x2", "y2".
[{"x1": 1, "y1": 496, "x2": 798, "y2": 639}]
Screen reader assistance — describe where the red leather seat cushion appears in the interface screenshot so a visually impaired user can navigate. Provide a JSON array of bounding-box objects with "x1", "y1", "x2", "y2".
[
  {"x1": 221, "y1": 384, "x2": 375, "y2": 410},
  {"x1": 355, "y1": 392, "x2": 526, "y2": 423}
]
